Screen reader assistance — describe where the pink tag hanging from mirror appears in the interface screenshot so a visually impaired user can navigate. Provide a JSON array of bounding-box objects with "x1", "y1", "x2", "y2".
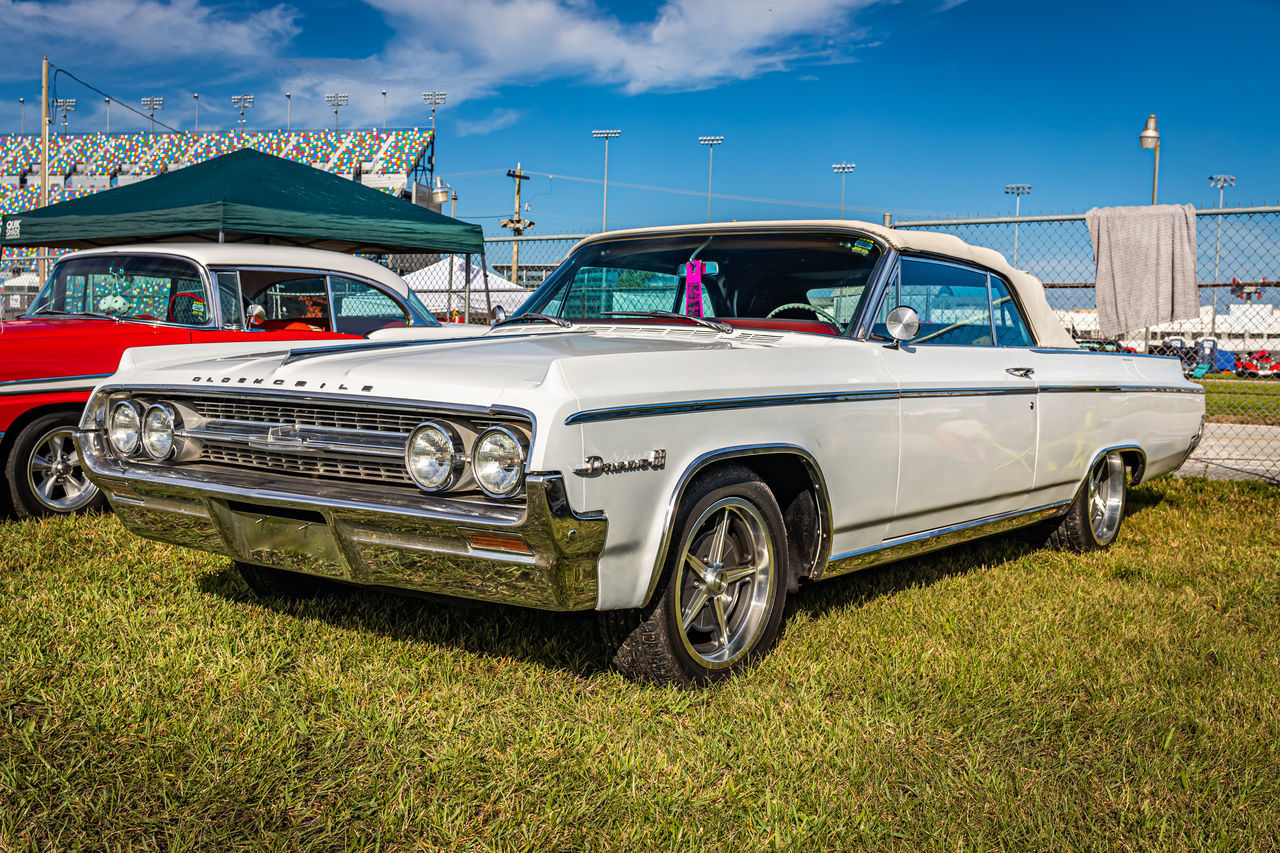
[{"x1": 685, "y1": 260, "x2": 704, "y2": 317}]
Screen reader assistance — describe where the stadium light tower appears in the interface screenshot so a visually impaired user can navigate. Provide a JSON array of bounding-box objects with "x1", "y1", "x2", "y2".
[
  {"x1": 1139, "y1": 114, "x2": 1160, "y2": 205},
  {"x1": 18, "y1": 97, "x2": 24, "y2": 135},
  {"x1": 381, "y1": 89, "x2": 387, "y2": 129},
  {"x1": 832, "y1": 162, "x2": 856, "y2": 218},
  {"x1": 140, "y1": 96, "x2": 164, "y2": 134},
  {"x1": 325, "y1": 92, "x2": 348, "y2": 130},
  {"x1": 54, "y1": 98, "x2": 76, "y2": 135},
  {"x1": 1209, "y1": 174, "x2": 1236, "y2": 337},
  {"x1": 698, "y1": 135, "x2": 723, "y2": 222},
  {"x1": 232, "y1": 94, "x2": 254, "y2": 131},
  {"x1": 592, "y1": 129, "x2": 620, "y2": 231},
  {"x1": 1004, "y1": 183, "x2": 1032, "y2": 267},
  {"x1": 104, "y1": 98, "x2": 110, "y2": 134},
  {"x1": 192, "y1": 93, "x2": 199, "y2": 133},
  {"x1": 285, "y1": 92, "x2": 291, "y2": 131},
  {"x1": 422, "y1": 91, "x2": 445, "y2": 130}
]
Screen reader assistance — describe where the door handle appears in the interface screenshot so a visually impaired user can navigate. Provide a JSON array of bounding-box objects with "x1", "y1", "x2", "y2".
[{"x1": 1006, "y1": 366, "x2": 1035, "y2": 378}]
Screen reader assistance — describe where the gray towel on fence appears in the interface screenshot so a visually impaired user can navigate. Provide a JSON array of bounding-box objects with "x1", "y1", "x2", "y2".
[{"x1": 1086, "y1": 203, "x2": 1198, "y2": 338}]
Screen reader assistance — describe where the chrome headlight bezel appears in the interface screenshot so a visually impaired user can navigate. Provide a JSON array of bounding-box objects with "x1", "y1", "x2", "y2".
[
  {"x1": 108, "y1": 400, "x2": 144, "y2": 457},
  {"x1": 472, "y1": 426, "x2": 528, "y2": 498},
  {"x1": 141, "y1": 403, "x2": 178, "y2": 461},
  {"x1": 405, "y1": 421, "x2": 465, "y2": 492}
]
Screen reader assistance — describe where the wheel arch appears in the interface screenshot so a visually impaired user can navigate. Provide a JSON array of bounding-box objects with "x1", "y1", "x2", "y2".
[
  {"x1": 0, "y1": 402, "x2": 89, "y2": 468},
  {"x1": 640, "y1": 444, "x2": 832, "y2": 608}
]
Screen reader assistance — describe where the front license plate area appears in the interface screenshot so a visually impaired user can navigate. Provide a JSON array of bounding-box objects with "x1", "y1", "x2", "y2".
[{"x1": 212, "y1": 500, "x2": 348, "y2": 578}]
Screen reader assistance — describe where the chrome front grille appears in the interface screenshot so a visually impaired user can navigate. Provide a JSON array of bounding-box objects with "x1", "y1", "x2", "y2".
[
  {"x1": 188, "y1": 399, "x2": 425, "y2": 434},
  {"x1": 199, "y1": 440, "x2": 413, "y2": 485}
]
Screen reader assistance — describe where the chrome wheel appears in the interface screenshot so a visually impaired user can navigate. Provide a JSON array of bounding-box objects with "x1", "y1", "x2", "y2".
[
  {"x1": 1087, "y1": 450, "x2": 1125, "y2": 545},
  {"x1": 26, "y1": 427, "x2": 98, "y2": 513},
  {"x1": 675, "y1": 496, "x2": 776, "y2": 669}
]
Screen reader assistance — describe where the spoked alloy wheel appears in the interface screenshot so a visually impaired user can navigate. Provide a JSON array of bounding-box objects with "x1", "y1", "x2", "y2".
[
  {"x1": 27, "y1": 427, "x2": 98, "y2": 513},
  {"x1": 1086, "y1": 450, "x2": 1125, "y2": 545},
  {"x1": 676, "y1": 497, "x2": 776, "y2": 669}
]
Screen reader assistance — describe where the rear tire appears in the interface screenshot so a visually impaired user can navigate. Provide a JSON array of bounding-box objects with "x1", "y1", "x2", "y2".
[
  {"x1": 1045, "y1": 450, "x2": 1128, "y2": 552},
  {"x1": 600, "y1": 465, "x2": 789, "y2": 686},
  {"x1": 4, "y1": 412, "x2": 106, "y2": 520},
  {"x1": 236, "y1": 561, "x2": 332, "y2": 599}
]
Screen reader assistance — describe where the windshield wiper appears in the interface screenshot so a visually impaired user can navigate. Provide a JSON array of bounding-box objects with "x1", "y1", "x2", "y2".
[
  {"x1": 494, "y1": 312, "x2": 574, "y2": 329},
  {"x1": 29, "y1": 307, "x2": 121, "y2": 322},
  {"x1": 602, "y1": 310, "x2": 733, "y2": 335}
]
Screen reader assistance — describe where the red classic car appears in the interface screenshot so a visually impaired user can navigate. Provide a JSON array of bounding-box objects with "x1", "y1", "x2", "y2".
[{"x1": 0, "y1": 243, "x2": 445, "y2": 518}]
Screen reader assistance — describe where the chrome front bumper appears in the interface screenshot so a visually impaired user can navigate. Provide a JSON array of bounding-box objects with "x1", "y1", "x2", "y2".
[{"x1": 77, "y1": 430, "x2": 607, "y2": 610}]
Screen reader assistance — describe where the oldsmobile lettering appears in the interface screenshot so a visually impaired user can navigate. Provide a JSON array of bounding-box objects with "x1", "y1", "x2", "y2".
[
  {"x1": 78, "y1": 220, "x2": 1205, "y2": 686},
  {"x1": 573, "y1": 450, "x2": 667, "y2": 477}
]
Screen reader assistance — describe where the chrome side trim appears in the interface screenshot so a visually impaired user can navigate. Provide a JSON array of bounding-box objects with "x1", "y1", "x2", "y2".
[
  {"x1": 0, "y1": 373, "x2": 113, "y2": 396},
  {"x1": 565, "y1": 382, "x2": 1191, "y2": 425},
  {"x1": 821, "y1": 499, "x2": 1072, "y2": 579},
  {"x1": 641, "y1": 444, "x2": 833, "y2": 607}
]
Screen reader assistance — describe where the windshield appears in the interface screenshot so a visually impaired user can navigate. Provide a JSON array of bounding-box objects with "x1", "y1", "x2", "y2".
[
  {"x1": 519, "y1": 231, "x2": 884, "y2": 333},
  {"x1": 29, "y1": 255, "x2": 211, "y2": 325}
]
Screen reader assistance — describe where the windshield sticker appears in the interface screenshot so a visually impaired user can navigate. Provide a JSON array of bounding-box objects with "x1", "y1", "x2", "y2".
[
  {"x1": 851, "y1": 239, "x2": 874, "y2": 256},
  {"x1": 685, "y1": 260, "x2": 704, "y2": 317}
]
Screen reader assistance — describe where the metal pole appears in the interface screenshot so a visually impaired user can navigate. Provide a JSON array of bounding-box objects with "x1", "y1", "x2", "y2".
[
  {"x1": 706, "y1": 144, "x2": 714, "y2": 222},
  {"x1": 382, "y1": 90, "x2": 387, "y2": 129},
  {"x1": 1151, "y1": 140, "x2": 1160, "y2": 206},
  {"x1": 193, "y1": 94, "x2": 199, "y2": 133},
  {"x1": 39, "y1": 57, "x2": 49, "y2": 285},
  {"x1": 18, "y1": 97, "x2": 24, "y2": 135},
  {"x1": 840, "y1": 172, "x2": 846, "y2": 219},
  {"x1": 1013, "y1": 194, "x2": 1020, "y2": 268},
  {"x1": 105, "y1": 98, "x2": 110, "y2": 134},
  {"x1": 602, "y1": 136, "x2": 610, "y2": 231},
  {"x1": 286, "y1": 93, "x2": 291, "y2": 131},
  {"x1": 464, "y1": 254, "x2": 472, "y2": 324}
]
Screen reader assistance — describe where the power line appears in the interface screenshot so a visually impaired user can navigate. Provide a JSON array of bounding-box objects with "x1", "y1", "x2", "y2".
[{"x1": 49, "y1": 64, "x2": 183, "y2": 134}]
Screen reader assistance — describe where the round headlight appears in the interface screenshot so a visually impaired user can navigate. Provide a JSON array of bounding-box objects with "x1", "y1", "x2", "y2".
[
  {"x1": 405, "y1": 422, "x2": 462, "y2": 491},
  {"x1": 472, "y1": 427, "x2": 526, "y2": 498},
  {"x1": 142, "y1": 404, "x2": 176, "y2": 460},
  {"x1": 108, "y1": 401, "x2": 142, "y2": 456}
]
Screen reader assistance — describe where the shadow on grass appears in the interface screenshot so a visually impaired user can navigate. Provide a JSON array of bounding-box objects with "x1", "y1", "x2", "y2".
[{"x1": 193, "y1": 486, "x2": 1171, "y2": 678}]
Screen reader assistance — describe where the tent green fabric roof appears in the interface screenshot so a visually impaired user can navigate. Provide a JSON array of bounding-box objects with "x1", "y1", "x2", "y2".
[{"x1": 0, "y1": 148, "x2": 483, "y2": 255}]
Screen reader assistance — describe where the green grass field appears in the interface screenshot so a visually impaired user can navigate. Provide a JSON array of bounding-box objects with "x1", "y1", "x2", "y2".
[
  {"x1": 1199, "y1": 376, "x2": 1280, "y2": 426},
  {"x1": 2, "y1": 477, "x2": 1279, "y2": 850}
]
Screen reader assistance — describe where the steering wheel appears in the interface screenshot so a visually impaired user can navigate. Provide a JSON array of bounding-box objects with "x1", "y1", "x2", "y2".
[
  {"x1": 766, "y1": 302, "x2": 841, "y2": 326},
  {"x1": 167, "y1": 291, "x2": 208, "y2": 323}
]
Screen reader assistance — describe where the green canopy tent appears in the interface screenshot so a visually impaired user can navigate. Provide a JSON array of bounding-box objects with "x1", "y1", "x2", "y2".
[{"x1": 0, "y1": 148, "x2": 483, "y2": 256}]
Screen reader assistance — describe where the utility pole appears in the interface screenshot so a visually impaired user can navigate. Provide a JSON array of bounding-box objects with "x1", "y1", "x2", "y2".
[
  {"x1": 104, "y1": 97, "x2": 111, "y2": 134},
  {"x1": 592, "y1": 129, "x2": 620, "y2": 231},
  {"x1": 1004, "y1": 183, "x2": 1031, "y2": 267},
  {"x1": 500, "y1": 163, "x2": 535, "y2": 315},
  {"x1": 832, "y1": 162, "x2": 855, "y2": 218},
  {"x1": 698, "y1": 135, "x2": 722, "y2": 222},
  {"x1": 1209, "y1": 174, "x2": 1236, "y2": 338},
  {"x1": 39, "y1": 56, "x2": 50, "y2": 285}
]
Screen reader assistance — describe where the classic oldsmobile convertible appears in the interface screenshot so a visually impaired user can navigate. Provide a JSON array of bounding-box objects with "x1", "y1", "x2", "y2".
[{"x1": 77, "y1": 222, "x2": 1206, "y2": 685}]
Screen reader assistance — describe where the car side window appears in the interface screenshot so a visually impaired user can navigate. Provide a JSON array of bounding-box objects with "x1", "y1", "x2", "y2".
[
  {"x1": 215, "y1": 271, "x2": 245, "y2": 328},
  {"x1": 989, "y1": 276, "x2": 1034, "y2": 347},
  {"x1": 331, "y1": 276, "x2": 410, "y2": 335},
  {"x1": 885, "y1": 258, "x2": 993, "y2": 346},
  {"x1": 248, "y1": 277, "x2": 331, "y2": 330}
]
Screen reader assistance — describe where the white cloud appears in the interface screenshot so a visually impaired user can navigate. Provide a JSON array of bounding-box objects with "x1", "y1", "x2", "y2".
[
  {"x1": 0, "y1": 0, "x2": 298, "y2": 82},
  {"x1": 455, "y1": 108, "x2": 522, "y2": 137}
]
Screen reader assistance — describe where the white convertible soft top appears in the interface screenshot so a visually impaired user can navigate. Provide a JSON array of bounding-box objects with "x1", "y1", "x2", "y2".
[{"x1": 577, "y1": 220, "x2": 1078, "y2": 348}]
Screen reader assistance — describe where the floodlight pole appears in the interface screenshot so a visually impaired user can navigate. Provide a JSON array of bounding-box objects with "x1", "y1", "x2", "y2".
[
  {"x1": 141, "y1": 96, "x2": 164, "y2": 134},
  {"x1": 592, "y1": 129, "x2": 620, "y2": 231},
  {"x1": 104, "y1": 98, "x2": 110, "y2": 134},
  {"x1": 18, "y1": 97, "x2": 24, "y2": 135},
  {"x1": 1209, "y1": 174, "x2": 1235, "y2": 337},
  {"x1": 381, "y1": 89, "x2": 387, "y2": 129},
  {"x1": 285, "y1": 92, "x2": 291, "y2": 131},
  {"x1": 325, "y1": 93, "x2": 348, "y2": 131},
  {"x1": 1138, "y1": 115, "x2": 1161, "y2": 351},
  {"x1": 192, "y1": 93, "x2": 199, "y2": 133},
  {"x1": 1004, "y1": 183, "x2": 1031, "y2": 267},
  {"x1": 39, "y1": 56, "x2": 49, "y2": 284},
  {"x1": 699, "y1": 135, "x2": 723, "y2": 222},
  {"x1": 832, "y1": 162, "x2": 855, "y2": 218},
  {"x1": 232, "y1": 94, "x2": 254, "y2": 131}
]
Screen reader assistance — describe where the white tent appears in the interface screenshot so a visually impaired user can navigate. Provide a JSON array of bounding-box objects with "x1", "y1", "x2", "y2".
[{"x1": 403, "y1": 256, "x2": 533, "y2": 319}]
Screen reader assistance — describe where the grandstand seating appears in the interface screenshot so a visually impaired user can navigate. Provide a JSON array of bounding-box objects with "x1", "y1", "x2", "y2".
[{"x1": 0, "y1": 128, "x2": 436, "y2": 262}]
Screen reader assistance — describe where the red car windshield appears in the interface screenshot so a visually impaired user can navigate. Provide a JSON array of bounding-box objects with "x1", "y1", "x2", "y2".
[{"x1": 28, "y1": 255, "x2": 212, "y2": 325}]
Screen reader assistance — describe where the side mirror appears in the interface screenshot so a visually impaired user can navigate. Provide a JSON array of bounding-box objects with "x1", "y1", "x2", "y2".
[
  {"x1": 246, "y1": 303, "x2": 266, "y2": 327},
  {"x1": 885, "y1": 305, "x2": 920, "y2": 342},
  {"x1": 490, "y1": 305, "x2": 508, "y2": 325}
]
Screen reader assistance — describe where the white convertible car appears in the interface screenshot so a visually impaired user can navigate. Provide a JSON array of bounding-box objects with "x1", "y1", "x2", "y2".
[{"x1": 78, "y1": 221, "x2": 1205, "y2": 685}]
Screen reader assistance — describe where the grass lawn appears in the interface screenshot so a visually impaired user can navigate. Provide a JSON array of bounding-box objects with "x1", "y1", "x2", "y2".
[
  {"x1": 1, "y1": 477, "x2": 1278, "y2": 850},
  {"x1": 1199, "y1": 376, "x2": 1280, "y2": 426}
]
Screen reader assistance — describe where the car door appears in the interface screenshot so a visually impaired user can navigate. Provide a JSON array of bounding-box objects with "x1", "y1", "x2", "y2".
[{"x1": 874, "y1": 257, "x2": 1039, "y2": 538}]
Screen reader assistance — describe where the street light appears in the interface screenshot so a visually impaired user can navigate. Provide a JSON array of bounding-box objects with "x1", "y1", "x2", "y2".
[
  {"x1": 232, "y1": 94, "x2": 254, "y2": 131},
  {"x1": 285, "y1": 92, "x2": 291, "y2": 131},
  {"x1": 18, "y1": 97, "x2": 24, "y2": 135},
  {"x1": 832, "y1": 162, "x2": 856, "y2": 218},
  {"x1": 1209, "y1": 174, "x2": 1236, "y2": 338},
  {"x1": 54, "y1": 98, "x2": 76, "y2": 135},
  {"x1": 1139, "y1": 114, "x2": 1160, "y2": 205},
  {"x1": 1004, "y1": 183, "x2": 1032, "y2": 267},
  {"x1": 381, "y1": 89, "x2": 387, "y2": 129},
  {"x1": 592, "y1": 129, "x2": 620, "y2": 231},
  {"x1": 325, "y1": 92, "x2": 348, "y2": 131},
  {"x1": 192, "y1": 93, "x2": 199, "y2": 133},
  {"x1": 699, "y1": 135, "x2": 723, "y2": 222},
  {"x1": 422, "y1": 91, "x2": 446, "y2": 130},
  {"x1": 140, "y1": 96, "x2": 164, "y2": 134}
]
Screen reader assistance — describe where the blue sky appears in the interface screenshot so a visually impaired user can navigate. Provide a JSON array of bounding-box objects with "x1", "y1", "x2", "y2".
[{"x1": 2, "y1": 0, "x2": 1278, "y2": 235}]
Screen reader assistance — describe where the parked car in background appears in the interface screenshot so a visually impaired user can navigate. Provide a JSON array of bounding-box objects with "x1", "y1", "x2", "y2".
[
  {"x1": 78, "y1": 221, "x2": 1205, "y2": 684},
  {"x1": 1075, "y1": 338, "x2": 1137, "y2": 354},
  {"x1": 1, "y1": 244, "x2": 452, "y2": 518},
  {"x1": 1235, "y1": 349, "x2": 1279, "y2": 379}
]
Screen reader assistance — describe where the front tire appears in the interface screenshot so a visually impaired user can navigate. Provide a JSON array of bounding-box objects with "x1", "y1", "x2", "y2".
[
  {"x1": 601, "y1": 465, "x2": 789, "y2": 686},
  {"x1": 4, "y1": 412, "x2": 105, "y2": 520},
  {"x1": 1045, "y1": 450, "x2": 1128, "y2": 552}
]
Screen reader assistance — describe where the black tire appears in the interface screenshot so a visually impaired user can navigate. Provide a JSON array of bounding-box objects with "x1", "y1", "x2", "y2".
[
  {"x1": 600, "y1": 464, "x2": 789, "y2": 686},
  {"x1": 1044, "y1": 450, "x2": 1128, "y2": 552},
  {"x1": 236, "y1": 561, "x2": 332, "y2": 599},
  {"x1": 4, "y1": 411, "x2": 107, "y2": 520}
]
